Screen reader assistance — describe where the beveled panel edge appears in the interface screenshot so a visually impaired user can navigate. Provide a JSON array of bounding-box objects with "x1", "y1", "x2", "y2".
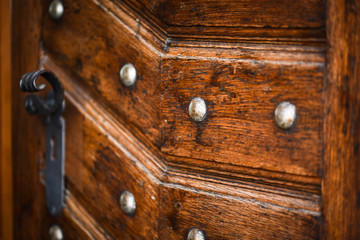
[
  {"x1": 165, "y1": 155, "x2": 321, "y2": 194},
  {"x1": 96, "y1": 0, "x2": 326, "y2": 56},
  {"x1": 159, "y1": 184, "x2": 320, "y2": 240},
  {"x1": 166, "y1": 28, "x2": 326, "y2": 45},
  {"x1": 165, "y1": 41, "x2": 326, "y2": 63},
  {"x1": 48, "y1": 0, "x2": 326, "y2": 65},
  {"x1": 161, "y1": 51, "x2": 326, "y2": 65},
  {"x1": 111, "y1": 0, "x2": 326, "y2": 45},
  {"x1": 63, "y1": 191, "x2": 114, "y2": 240},
  {"x1": 95, "y1": 0, "x2": 167, "y2": 53},
  {"x1": 161, "y1": 182, "x2": 320, "y2": 219},
  {"x1": 163, "y1": 169, "x2": 320, "y2": 213},
  {"x1": 42, "y1": 56, "x2": 166, "y2": 182}
]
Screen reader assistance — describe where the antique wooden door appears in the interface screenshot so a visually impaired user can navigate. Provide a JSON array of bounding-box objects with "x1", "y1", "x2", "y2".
[{"x1": 11, "y1": 0, "x2": 360, "y2": 239}]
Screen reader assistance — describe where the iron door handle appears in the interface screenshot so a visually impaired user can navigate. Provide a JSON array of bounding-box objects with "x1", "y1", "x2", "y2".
[{"x1": 20, "y1": 70, "x2": 65, "y2": 216}]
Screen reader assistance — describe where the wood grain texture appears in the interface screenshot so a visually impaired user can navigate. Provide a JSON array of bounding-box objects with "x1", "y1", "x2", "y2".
[
  {"x1": 41, "y1": 193, "x2": 115, "y2": 240},
  {"x1": 62, "y1": 96, "x2": 160, "y2": 239},
  {"x1": 97, "y1": 0, "x2": 167, "y2": 52},
  {"x1": 64, "y1": 193, "x2": 114, "y2": 239},
  {"x1": 165, "y1": 154, "x2": 322, "y2": 194},
  {"x1": 161, "y1": 57, "x2": 324, "y2": 177},
  {"x1": 43, "y1": 56, "x2": 165, "y2": 180},
  {"x1": 43, "y1": 56, "x2": 319, "y2": 239},
  {"x1": 39, "y1": 0, "x2": 327, "y2": 196},
  {"x1": 0, "y1": 0, "x2": 12, "y2": 238},
  {"x1": 42, "y1": 0, "x2": 162, "y2": 147},
  {"x1": 13, "y1": 0, "x2": 355, "y2": 239},
  {"x1": 44, "y1": 55, "x2": 321, "y2": 198},
  {"x1": 156, "y1": 0, "x2": 324, "y2": 28},
  {"x1": 166, "y1": 43, "x2": 326, "y2": 63},
  {"x1": 115, "y1": 0, "x2": 325, "y2": 43},
  {"x1": 159, "y1": 185, "x2": 320, "y2": 239},
  {"x1": 163, "y1": 166, "x2": 320, "y2": 213},
  {"x1": 12, "y1": 0, "x2": 45, "y2": 239},
  {"x1": 322, "y1": 0, "x2": 360, "y2": 238},
  {"x1": 162, "y1": 158, "x2": 321, "y2": 209}
]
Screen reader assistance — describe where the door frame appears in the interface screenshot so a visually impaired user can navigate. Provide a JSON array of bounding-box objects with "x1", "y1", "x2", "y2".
[{"x1": 0, "y1": 0, "x2": 13, "y2": 239}]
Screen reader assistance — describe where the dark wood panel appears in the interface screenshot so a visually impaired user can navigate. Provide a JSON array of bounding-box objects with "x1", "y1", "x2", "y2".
[
  {"x1": 62, "y1": 96, "x2": 160, "y2": 239},
  {"x1": 114, "y1": 0, "x2": 325, "y2": 42},
  {"x1": 45, "y1": 54, "x2": 321, "y2": 202},
  {"x1": 166, "y1": 26, "x2": 326, "y2": 44},
  {"x1": 42, "y1": 0, "x2": 162, "y2": 147},
  {"x1": 161, "y1": 57, "x2": 324, "y2": 177},
  {"x1": 322, "y1": 0, "x2": 360, "y2": 238},
  {"x1": 139, "y1": 0, "x2": 324, "y2": 28},
  {"x1": 159, "y1": 185, "x2": 320, "y2": 239}
]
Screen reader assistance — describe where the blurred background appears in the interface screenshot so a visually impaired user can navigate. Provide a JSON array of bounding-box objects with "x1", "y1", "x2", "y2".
[{"x1": 0, "y1": 0, "x2": 13, "y2": 239}]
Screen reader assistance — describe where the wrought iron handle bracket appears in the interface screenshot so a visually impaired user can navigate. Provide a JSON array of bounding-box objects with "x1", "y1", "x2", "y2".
[
  {"x1": 20, "y1": 70, "x2": 65, "y2": 216},
  {"x1": 20, "y1": 70, "x2": 64, "y2": 115}
]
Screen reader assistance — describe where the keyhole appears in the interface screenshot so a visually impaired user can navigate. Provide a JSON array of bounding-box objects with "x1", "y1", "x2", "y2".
[{"x1": 50, "y1": 137, "x2": 56, "y2": 161}]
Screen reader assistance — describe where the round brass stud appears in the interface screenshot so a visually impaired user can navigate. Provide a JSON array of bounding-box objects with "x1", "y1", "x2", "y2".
[
  {"x1": 274, "y1": 101, "x2": 296, "y2": 129},
  {"x1": 189, "y1": 97, "x2": 207, "y2": 122},
  {"x1": 187, "y1": 228, "x2": 205, "y2": 240},
  {"x1": 49, "y1": 0, "x2": 64, "y2": 20},
  {"x1": 120, "y1": 63, "x2": 137, "y2": 87},
  {"x1": 120, "y1": 190, "x2": 136, "y2": 216},
  {"x1": 49, "y1": 225, "x2": 63, "y2": 240}
]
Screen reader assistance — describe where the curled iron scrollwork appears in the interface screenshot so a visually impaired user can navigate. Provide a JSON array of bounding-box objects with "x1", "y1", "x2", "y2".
[{"x1": 19, "y1": 70, "x2": 64, "y2": 116}]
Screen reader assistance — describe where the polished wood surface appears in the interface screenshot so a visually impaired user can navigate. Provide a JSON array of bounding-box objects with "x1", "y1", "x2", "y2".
[
  {"x1": 42, "y1": 0, "x2": 162, "y2": 147},
  {"x1": 41, "y1": 0, "x2": 322, "y2": 237},
  {"x1": 322, "y1": 0, "x2": 360, "y2": 238},
  {"x1": 11, "y1": 0, "x2": 360, "y2": 239},
  {"x1": 115, "y1": 0, "x2": 325, "y2": 43},
  {"x1": 63, "y1": 99, "x2": 160, "y2": 239},
  {"x1": 43, "y1": 54, "x2": 320, "y2": 238},
  {"x1": 161, "y1": 57, "x2": 323, "y2": 178},
  {"x1": 0, "y1": 0, "x2": 12, "y2": 239}
]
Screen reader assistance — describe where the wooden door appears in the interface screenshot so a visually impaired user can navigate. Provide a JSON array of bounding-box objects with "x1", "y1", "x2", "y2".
[{"x1": 11, "y1": 0, "x2": 360, "y2": 239}]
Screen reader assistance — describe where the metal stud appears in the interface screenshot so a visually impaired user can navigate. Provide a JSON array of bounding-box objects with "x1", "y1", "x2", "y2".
[
  {"x1": 120, "y1": 191, "x2": 136, "y2": 216},
  {"x1": 189, "y1": 97, "x2": 206, "y2": 122},
  {"x1": 274, "y1": 101, "x2": 296, "y2": 129},
  {"x1": 187, "y1": 228, "x2": 205, "y2": 240},
  {"x1": 49, "y1": 0, "x2": 64, "y2": 20},
  {"x1": 120, "y1": 63, "x2": 137, "y2": 87},
  {"x1": 49, "y1": 225, "x2": 63, "y2": 240}
]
